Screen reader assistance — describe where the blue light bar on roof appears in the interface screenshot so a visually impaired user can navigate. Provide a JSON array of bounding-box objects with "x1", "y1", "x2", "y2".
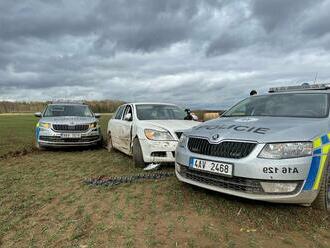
[{"x1": 269, "y1": 84, "x2": 328, "y2": 93}]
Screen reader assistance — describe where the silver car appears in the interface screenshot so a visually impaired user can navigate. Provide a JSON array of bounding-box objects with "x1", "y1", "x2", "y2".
[
  {"x1": 35, "y1": 102, "x2": 102, "y2": 148},
  {"x1": 176, "y1": 84, "x2": 330, "y2": 210}
]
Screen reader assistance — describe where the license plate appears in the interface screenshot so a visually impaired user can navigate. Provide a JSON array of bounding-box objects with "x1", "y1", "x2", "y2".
[
  {"x1": 61, "y1": 133, "x2": 81, "y2": 139},
  {"x1": 190, "y1": 158, "x2": 233, "y2": 176}
]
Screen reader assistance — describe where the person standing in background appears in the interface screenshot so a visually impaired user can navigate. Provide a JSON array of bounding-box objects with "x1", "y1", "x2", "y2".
[{"x1": 250, "y1": 90, "x2": 257, "y2": 96}]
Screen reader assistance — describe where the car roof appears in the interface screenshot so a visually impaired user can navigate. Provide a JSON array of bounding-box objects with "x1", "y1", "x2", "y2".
[
  {"x1": 47, "y1": 103, "x2": 86, "y2": 106},
  {"x1": 268, "y1": 83, "x2": 330, "y2": 94},
  {"x1": 123, "y1": 102, "x2": 178, "y2": 106},
  {"x1": 268, "y1": 90, "x2": 330, "y2": 95}
]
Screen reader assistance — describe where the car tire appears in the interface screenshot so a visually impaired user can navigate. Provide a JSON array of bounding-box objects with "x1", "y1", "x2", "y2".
[
  {"x1": 97, "y1": 137, "x2": 104, "y2": 148},
  {"x1": 107, "y1": 133, "x2": 113, "y2": 152},
  {"x1": 133, "y1": 138, "x2": 146, "y2": 168},
  {"x1": 312, "y1": 159, "x2": 330, "y2": 211}
]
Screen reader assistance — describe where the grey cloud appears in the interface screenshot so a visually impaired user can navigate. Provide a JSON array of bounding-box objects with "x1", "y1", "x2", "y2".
[
  {"x1": 0, "y1": 0, "x2": 99, "y2": 41},
  {"x1": 1, "y1": 0, "x2": 330, "y2": 109},
  {"x1": 251, "y1": 0, "x2": 316, "y2": 33},
  {"x1": 92, "y1": 0, "x2": 202, "y2": 53},
  {"x1": 206, "y1": 34, "x2": 248, "y2": 56},
  {"x1": 302, "y1": 1, "x2": 330, "y2": 38}
]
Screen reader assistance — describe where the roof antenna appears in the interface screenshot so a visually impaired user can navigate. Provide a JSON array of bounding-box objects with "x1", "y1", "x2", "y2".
[{"x1": 313, "y1": 72, "x2": 318, "y2": 84}]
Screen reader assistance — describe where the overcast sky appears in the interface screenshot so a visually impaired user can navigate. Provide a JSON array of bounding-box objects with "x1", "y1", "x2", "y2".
[{"x1": 1, "y1": 0, "x2": 330, "y2": 109}]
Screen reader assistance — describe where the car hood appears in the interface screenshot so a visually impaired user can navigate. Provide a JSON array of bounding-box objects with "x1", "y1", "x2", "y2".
[
  {"x1": 40, "y1": 116, "x2": 97, "y2": 124},
  {"x1": 186, "y1": 116, "x2": 328, "y2": 143},
  {"x1": 139, "y1": 120, "x2": 200, "y2": 132}
]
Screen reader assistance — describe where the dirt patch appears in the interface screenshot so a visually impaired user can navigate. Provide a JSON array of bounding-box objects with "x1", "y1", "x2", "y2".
[{"x1": 0, "y1": 147, "x2": 37, "y2": 161}]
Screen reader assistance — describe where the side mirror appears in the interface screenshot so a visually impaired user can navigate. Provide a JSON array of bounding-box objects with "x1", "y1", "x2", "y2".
[
  {"x1": 94, "y1": 113, "x2": 101, "y2": 119},
  {"x1": 124, "y1": 113, "x2": 132, "y2": 121},
  {"x1": 34, "y1": 112, "x2": 42, "y2": 118}
]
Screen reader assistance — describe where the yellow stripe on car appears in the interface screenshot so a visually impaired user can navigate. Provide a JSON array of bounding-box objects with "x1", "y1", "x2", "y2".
[
  {"x1": 313, "y1": 143, "x2": 330, "y2": 189},
  {"x1": 313, "y1": 138, "x2": 322, "y2": 149}
]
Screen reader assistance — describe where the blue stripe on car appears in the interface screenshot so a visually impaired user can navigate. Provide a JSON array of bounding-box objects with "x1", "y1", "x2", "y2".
[{"x1": 303, "y1": 156, "x2": 321, "y2": 190}]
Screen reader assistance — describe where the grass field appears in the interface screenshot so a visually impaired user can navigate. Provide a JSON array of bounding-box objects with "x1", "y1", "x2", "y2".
[{"x1": 0, "y1": 115, "x2": 329, "y2": 247}]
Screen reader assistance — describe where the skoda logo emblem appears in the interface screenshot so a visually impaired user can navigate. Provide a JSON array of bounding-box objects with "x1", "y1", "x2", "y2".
[{"x1": 212, "y1": 134, "x2": 220, "y2": 141}]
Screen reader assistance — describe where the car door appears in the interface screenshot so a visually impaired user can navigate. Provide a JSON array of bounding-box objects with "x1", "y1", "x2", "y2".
[
  {"x1": 118, "y1": 105, "x2": 134, "y2": 154},
  {"x1": 109, "y1": 105, "x2": 126, "y2": 149}
]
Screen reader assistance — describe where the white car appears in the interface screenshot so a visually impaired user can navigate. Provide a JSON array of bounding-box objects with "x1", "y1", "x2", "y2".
[{"x1": 107, "y1": 103, "x2": 200, "y2": 167}]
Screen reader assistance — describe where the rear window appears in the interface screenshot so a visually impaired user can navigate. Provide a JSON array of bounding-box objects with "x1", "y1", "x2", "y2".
[{"x1": 223, "y1": 93, "x2": 329, "y2": 118}]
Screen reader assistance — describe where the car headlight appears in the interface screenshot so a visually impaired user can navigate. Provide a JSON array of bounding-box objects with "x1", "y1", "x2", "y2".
[
  {"x1": 144, "y1": 129, "x2": 174, "y2": 141},
  {"x1": 89, "y1": 122, "x2": 98, "y2": 129},
  {"x1": 258, "y1": 142, "x2": 313, "y2": 159},
  {"x1": 178, "y1": 134, "x2": 188, "y2": 148},
  {"x1": 39, "y1": 122, "x2": 51, "y2": 129}
]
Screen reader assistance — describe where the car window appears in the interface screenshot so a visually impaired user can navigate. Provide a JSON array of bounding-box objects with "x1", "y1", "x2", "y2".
[
  {"x1": 114, "y1": 106, "x2": 125, "y2": 120},
  {"x1": 122, "y1": 105, "x2": 133, "y2": 120},
  {"x1": 136, "y1": 104, "x2": 186, "y2": 120},
  {"x1": 223, "y1": 93, "x2": 329, "y2": 118},
  {"x1": 43, "y1": 105, "x2": 93, "y2": 117}
]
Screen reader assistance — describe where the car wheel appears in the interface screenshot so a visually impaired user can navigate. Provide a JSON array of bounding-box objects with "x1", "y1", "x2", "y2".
[
  {"x1": 97, "y1": 137, "x2": 104, "y2": 148},
  {"x1": 312, "y1": 159, "x2": 330, "y2": 211},
  {"x1": 133, "y1": 138, "x2": 146, "y2": 168},
  {"x1": 107, "y1": 133, "x2": 113, "y2": 152}
]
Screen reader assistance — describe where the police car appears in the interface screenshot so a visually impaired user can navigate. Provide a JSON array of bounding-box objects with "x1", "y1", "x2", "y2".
[
  {"x1": 35, "y1": 101, "x2": 102, "y2": 149},
  {"x1": 176, "y1": 84, "x2": 330, "y2": 210}
]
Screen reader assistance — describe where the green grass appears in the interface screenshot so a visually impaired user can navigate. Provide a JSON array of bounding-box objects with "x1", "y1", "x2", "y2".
[
  {"x1": 0, "y1": 114, "x2": 36, "y2": 156},
  {"x1": 0, "y1": 115, "x2": 329, "y2": 247}
]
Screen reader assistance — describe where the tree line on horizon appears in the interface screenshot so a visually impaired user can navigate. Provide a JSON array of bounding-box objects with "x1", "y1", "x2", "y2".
[{"x1": 0, "y1": 100, "x2": 125, "y2": 113}]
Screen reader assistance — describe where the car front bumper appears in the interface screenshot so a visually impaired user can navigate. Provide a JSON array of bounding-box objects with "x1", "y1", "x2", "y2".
[
  {"x1": 175, "y1": 144, "x2": 319, "y2": 205},
  {"x1": 36, "y1": 127, "x2": 102, "y2": 147},
  {"x1": 139, "y1": 138, "x2": 178, "y2": 163}
]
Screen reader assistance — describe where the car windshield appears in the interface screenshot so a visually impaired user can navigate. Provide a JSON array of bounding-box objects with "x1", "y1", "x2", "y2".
[
  {"x1": 223, "y1": 93, "x2": 329, "y2": 118},
  {"x1": 136, "y1": 104, "x2": 186, "y2": 120},
  {"x1": 43, "y1": 105, "x2": 93, "y2": 117}
]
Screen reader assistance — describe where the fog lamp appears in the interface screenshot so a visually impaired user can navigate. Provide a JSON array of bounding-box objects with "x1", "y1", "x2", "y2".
[{"x1": 260, "y1": 182, "x2": 298, "y2": 193}]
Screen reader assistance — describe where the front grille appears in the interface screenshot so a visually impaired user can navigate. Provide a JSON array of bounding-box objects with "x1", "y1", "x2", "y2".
[
  {"x1": 188, "y1": 138, "x2": 256, "y2": 159},
  {"x1": 176, "y1": 132, "x2": 183, "y2": 139},
  {"x1": 52, "y1": 124, "x2": 89, "y2": 132},
  {"x1": 39, "y1": 135, "x2": 100, "y2": 143},
  {"x1": 179, "y1": 165, "x2": 264, "y2": 194}
]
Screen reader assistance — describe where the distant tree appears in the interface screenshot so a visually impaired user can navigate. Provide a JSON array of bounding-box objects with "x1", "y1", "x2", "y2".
[{"x1": 0, "y1": 100, "x2": 125, "y2": 113}]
